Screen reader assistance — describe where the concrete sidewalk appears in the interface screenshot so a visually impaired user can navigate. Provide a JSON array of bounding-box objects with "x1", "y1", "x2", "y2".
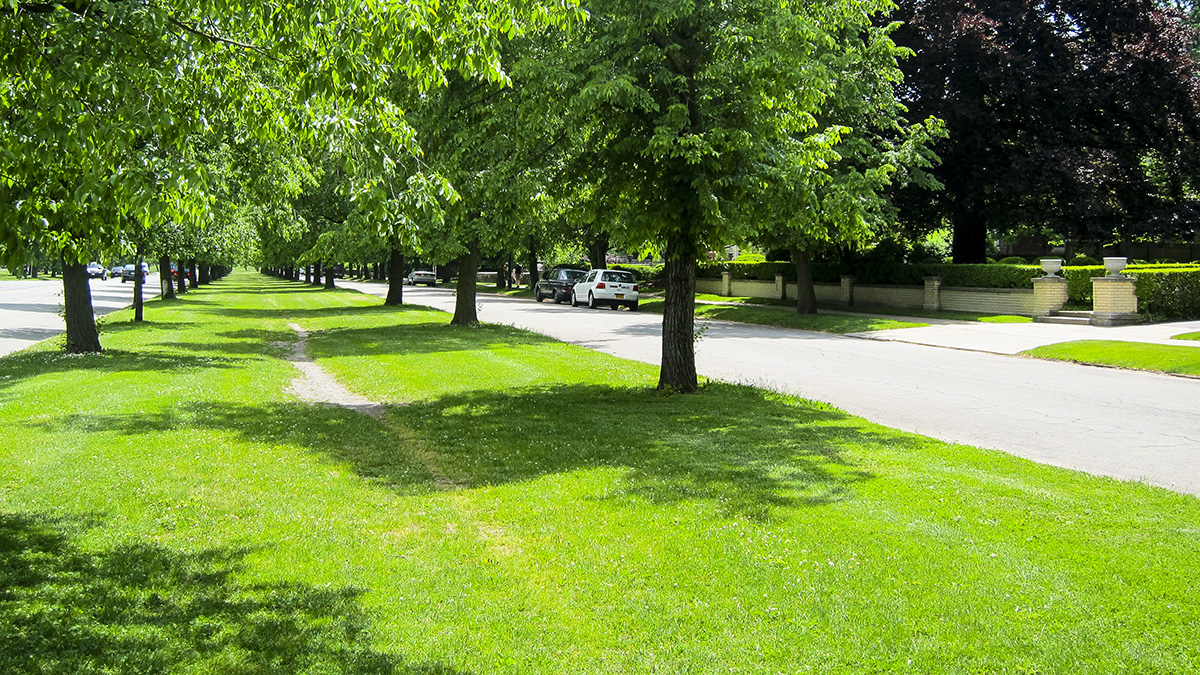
[{"x1": 847, "y1": 315, "x2": 1200, "y2": 355}]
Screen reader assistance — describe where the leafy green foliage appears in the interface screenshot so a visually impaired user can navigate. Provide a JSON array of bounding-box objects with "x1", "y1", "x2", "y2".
[
  {"x1": 893, "y1": 0, "x2": 1200, "y2": 262},
  {"x1": 1133, "y1": 267, "x2": 1200, "y2": 319}
]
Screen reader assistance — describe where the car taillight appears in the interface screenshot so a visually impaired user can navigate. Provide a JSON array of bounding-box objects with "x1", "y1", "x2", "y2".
[
  {"x1": 596, "y1": 282, "x2": 606, "y2": 289},
  {"x1": 633, "y1": 285, "x2": 639, "y2": 292}
]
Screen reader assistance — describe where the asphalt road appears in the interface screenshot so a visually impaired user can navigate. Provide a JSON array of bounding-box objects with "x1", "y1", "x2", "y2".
[
  {"x1": 0, "y1": 274, "x2": 160, "y2": 356},
  {"x1": 344, "y1": 281, "x2": 1200, "y2": 497}
]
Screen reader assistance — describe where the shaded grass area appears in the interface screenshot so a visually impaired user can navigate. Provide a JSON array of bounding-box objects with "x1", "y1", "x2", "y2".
[
  {"x1": 473, "y1": 282, "x2": 534, "y2": 298},
  {"x1": 2, "y1": 271, "x2": 1199, "y2": 673},
  {"x1": 639, "y1": 297, "x2": 928, "y2": 333},
  {"x1": 1023, "y1": 340, "x2": 1200, "y2": 376}
]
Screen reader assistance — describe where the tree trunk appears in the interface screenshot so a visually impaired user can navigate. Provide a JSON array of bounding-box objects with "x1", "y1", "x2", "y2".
[
  {"x1": 133, "y1": 248, "x2": 145, "y2": 322},
  {"x1": 312, "y1": 261, "x2": 323, "y2": 286},
  {"x1": 526, "y1": 238, "x2": 539, "y2": 293},
  {"x1": 451, "y1": 238, "x2": 480, "y2": 326},
  {"x1": 304, "y1": 265, "x2": 311, "y2": 283},
  {"x1": 62, "y1": 260, "x2": 101, "y2": 353},
  {"x1": 176, "y1": 258, "x2": 187, "y2": 295},
  {"x1": 324, "y1": 262, "x2": 335, "y2": 289},
  {"x1": 188, "y1": 258, "x2": 198, "y2": 288},
  {"x1": 159, "y1": 255, "x2": 175, "y2": 300},
  {"x1": 385, "y1": 248, "x2": 405, "y2": 306},
  {"x1": 589, "y1": 231, "x2": 609, "y2": 270},
  {"x1": 658, "y1": 231, "x2": 698, "y2": 393},
  {"x1": 792, "y1": 247, "x2": 817, "y2": 314},
  {"x1": 199, "y1": 265, "x2": 211, "y2": 285}
]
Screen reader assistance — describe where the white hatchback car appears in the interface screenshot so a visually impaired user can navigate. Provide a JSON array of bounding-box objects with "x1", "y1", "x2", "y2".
[
  {"x1": 571, "y1": 269, "x2": 639, "y2": 310},
  {"x1": 406, "y1": 270, "x2": 437, "y2": 286}
]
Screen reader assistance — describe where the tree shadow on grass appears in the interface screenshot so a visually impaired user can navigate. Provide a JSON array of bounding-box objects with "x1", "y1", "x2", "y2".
[
  {"x1": 25, "y1": 383, "x2": 890, "y2": 521},
  {"x1": 0, "y1": 349, "x2": 243, "y2": 393},
  {"x1": 0, "y1": 512, "x2": 471, "y2": 674},
  {"x1": 306, "y1": 322, "x2": 560, "y2": 359},
  {"x1": 199, "y1": 303, "x2": 444, "y2": 321},
  {"x1": 379, "y1": 382, "x2": 883, "y2": 520}
]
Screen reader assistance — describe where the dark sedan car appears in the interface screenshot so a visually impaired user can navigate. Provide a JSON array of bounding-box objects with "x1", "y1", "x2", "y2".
[{"x1": 534, "y1": 267, "x2": 587, "y2": 304}]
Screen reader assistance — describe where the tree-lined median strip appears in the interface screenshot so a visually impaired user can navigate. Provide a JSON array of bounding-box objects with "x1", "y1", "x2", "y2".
[{"x1": 2, "y1": 271, "x2": 1199, "y2": 673}]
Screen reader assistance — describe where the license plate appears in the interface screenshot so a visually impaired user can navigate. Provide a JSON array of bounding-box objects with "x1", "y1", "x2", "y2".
[{"x1": 615, "y1": 293, "x2": 625, "y2": 299}]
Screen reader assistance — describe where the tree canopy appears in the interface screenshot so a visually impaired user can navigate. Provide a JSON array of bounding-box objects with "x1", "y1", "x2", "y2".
[
  {"x1": 536, "y1": 0, "x2": 926, "y2": 390},
  {"x1": 892, "y1": 0, "x2": 1200, "y2": 262}
]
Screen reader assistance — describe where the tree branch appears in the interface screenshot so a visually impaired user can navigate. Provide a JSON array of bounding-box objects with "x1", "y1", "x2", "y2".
[{"x1": 163, "y1": 15, "x2": 278, "y2": 60}]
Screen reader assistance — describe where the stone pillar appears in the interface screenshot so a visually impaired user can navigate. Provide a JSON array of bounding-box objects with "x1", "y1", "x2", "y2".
[
  {"x1": 1091, "y1": 276, "x2": 1139, "y2": 326},
  {"x1": 1031, "y1": 276, "x2": 1068, "y2": 317},
  {"x1": 839, "y1": 275, "x2": 855, "y2": 306},
  {"x1": 721, "y1": 271, "x2": 732, "y2": 297},
  {"x1": 774, "y1": 274, "x2": 784, "y2": 300},
  {"x1": 923, "y1": 276, "x2": 942, "y2": 312}
]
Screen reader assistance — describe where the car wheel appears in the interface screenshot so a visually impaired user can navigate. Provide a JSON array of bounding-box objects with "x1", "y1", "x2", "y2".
[
  {"x1": 535, "y1": 290, "x2": 544, "y2": 302},
  {"x1": 610, "y1": 302, "x2": 618, "y2": 310},
  {"x1": 629, "y1": 301, "x2": 639, "y2": 311},
  {"x1": 553, "y1": 293, "x2": 562, "y2": 304},
  {"x1": 571, "y1": 291, "x2": 579, "y2": 307},
  {"x1": 122, "y1": 278, "x2": 127, "y2": 283},
  {"x1": 588, "y1": 292, "x2": 597, "y2": 309}
]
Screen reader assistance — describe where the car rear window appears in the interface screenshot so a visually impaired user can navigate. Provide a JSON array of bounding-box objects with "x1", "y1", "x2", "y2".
[
  {"x1": 601, "y1": 271, "x2": 636, "y2": 283},
  {"x1": 561, "y1": 270, "x2": 586, "y2": 281}
]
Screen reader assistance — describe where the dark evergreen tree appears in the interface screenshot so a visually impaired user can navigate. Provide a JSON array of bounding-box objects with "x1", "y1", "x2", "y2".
[{"x1": 892, "y1": 0, "x2": 1200, "y2": 262}]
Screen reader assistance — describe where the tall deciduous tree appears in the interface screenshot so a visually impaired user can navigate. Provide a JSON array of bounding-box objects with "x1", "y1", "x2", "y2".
[
  {"x1": 892, "y1": 0, "x2": 1200, "y2": 262},
  {"x1": 756, "y1": 19, "x2": 944, "y2": 314},
  {"x1": 545, "y1": 0, "x2": 915, "y2": 391},
  {"x1": 0, "y1": 0, "x2": 580, "y2": 351}
]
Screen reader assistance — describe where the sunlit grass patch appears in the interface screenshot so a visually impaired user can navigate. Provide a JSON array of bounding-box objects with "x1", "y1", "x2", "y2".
[
  {"x1": 1023, "y1": 339, "x2": 1200, "y2": 376},
  {"x1": 639, "y1": 297, "x2": 927, "y2": 333}
]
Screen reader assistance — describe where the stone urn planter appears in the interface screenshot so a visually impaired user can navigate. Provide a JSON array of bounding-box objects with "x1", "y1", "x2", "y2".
[
  {"x1": 1039, "y1": 258, "x2": 1064, "y2": 278},
  {"x1": 1103, "y1": 257, "x2": 1128, "y2": 277}
]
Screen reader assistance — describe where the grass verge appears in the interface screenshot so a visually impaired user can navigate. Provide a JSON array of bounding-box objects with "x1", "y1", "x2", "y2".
[
  {"x1": 1, "y1": 271, "x2": 1198, "y2": 673},
  {"x1": 639, "y1": 297, "x2": 928, "y2": 333},
  {"x1": 474, "y1": 282, "x2": 534, "y2": 298},
  {"x1": 1173, "y1": 331, "x2": 1200, "y2": 341},
  {"x1": 1023, "y1": 339, "x2": 1200, "y2": 376}
]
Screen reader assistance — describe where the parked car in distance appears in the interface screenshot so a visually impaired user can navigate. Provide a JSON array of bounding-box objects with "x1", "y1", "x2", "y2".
[
  {"x1": 169, "y1": 263, "x2": 194, "y2": 281},
  {"x1": 535, "y1": 267, "x2": 587, "y2": 304},
  {"x1": 109, "y1": 265, "x2": 123, "y2": 278},
  {"x1": 571, "y1": 269, "x2": 639, "y2": 310},
  {"x1": 121, "y1": 263, "x2": 149, "y2": 282},
  {"x1": 405, "y1": 270, "x2": 437, "y2": 286},
  {"x1": 86, "y1": 262, "x2": 107, "y2": 279}
]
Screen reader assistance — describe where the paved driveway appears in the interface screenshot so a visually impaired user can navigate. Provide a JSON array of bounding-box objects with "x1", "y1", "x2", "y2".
[
  {"x1": 0, "y1": 275, "x2": 160, "y2": 356},
  {"x1": 343, "y1": 281, "x2": 1200, "y2": 497}
]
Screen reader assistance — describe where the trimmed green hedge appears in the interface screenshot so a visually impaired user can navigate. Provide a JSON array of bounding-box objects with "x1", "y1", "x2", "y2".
[{"x1": 1134, "y1": 268, "x2": 1200, "y2": 320}]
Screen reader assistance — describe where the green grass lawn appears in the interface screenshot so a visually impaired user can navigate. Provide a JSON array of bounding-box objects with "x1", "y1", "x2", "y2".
[
  {"x1": 474, "y1": 282, "x2": 534, "y2": 298},
  {"x1": 1173, "y1": 331, "x2": 1200, "y2": 341},
  {"x1": 2, "y1": 271, "x2": 1199, "y2": 673},
  {"x1": 639, "y1": 297, "x2": 928, "y2": 333},
  {"x1": 1023, "y1": 339, "x2": 1200, "y2": 376},
  {"x1": 815, "y1": 302, "x2": 1033, "y2": 324},
  {"x1": 688, "y1": 293, "x2": 1030, "y2": 324}
]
